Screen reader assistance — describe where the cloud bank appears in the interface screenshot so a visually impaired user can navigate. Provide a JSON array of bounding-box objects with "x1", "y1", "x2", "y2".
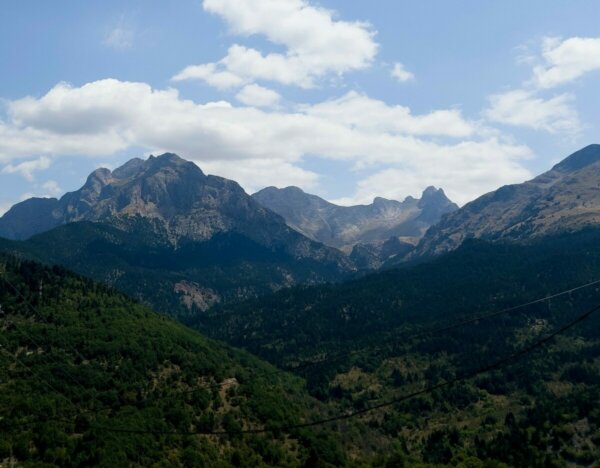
[{"x1": 1, "y1": 79, "x2": 532, "y2": 204}]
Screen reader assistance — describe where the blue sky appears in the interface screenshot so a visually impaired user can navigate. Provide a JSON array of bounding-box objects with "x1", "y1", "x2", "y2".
[{"x1": 1, "y1": 0, "x2": 599, "y2": 213}]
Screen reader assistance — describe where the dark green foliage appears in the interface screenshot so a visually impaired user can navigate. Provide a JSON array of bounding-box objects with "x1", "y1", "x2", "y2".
[
  {"x1": 0, "y1": 254, "x2": 343, "y2": 466},
  {"x1": 195, "y1": 228, "x2": 600, "y2": 465},
  {"x1": 0, "y1": 220, "x2": 350, "y2": 320},
  {"x1": 3, "y1": 227, "x2": 600, "y2": 466}
]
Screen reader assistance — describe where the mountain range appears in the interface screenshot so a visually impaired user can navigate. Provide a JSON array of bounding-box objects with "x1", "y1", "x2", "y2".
[
  {"x1": 253, "y1": 185, "x2": 457, "y2": 249},
  {"x1": 0, "y1": 153, "x2": 354, "y2": 316},
  {"x1": 1, "y1": 145, "x2": 600, "y2": 315},
  {"x1": 253, "y1": 185, "x2": 457, "y2": 267}
]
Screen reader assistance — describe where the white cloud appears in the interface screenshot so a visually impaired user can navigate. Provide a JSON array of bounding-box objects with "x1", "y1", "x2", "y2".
[
  {"x1": 304, "y1": 91, "x2": 475, "y2": 138},
  {"x1": 41, "y1": 180, "x2": 63, "y2": 197},
  {"x1": 104, "y1": 26, "x2": 134, "y2": 50},
  {"x1": 331, "y1": 139, "x2": 532, "y2": 207},
  {"x1": 236, "y1": 84, "x2": 281, "y2": 108},
  {"x1": 391, "y1": 62, "x2": 414, "y2": 82},
  {"x1": 533, "y1": 36, "x2": 600, "y2": 89},
  {"x1": 0, "y1": 78, "x2": 533, "y2": 204},
  {"x1": 1, "y1": 156, "x2": 51, "y2": 181},
  {"x1": 201, "y1": 159, "x2": 319, "y2": 194},
  {"x1": 484, "y1": 89, "x2": 581, "y2": 134},
  {"x1": 173, "y1": 0, "x2": 378, "y2": 88},
  {"x1": 172, "y1": 63, "x2": 246, "y2": 90}
]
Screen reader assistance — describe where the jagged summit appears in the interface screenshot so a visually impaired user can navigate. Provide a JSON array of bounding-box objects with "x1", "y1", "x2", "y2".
[
  {"x1": 0, "y1": 154, "x2": 335, "y2": 258},
  {"x1": 252, "y1": 184, "x2": 458, "y2": 252}
]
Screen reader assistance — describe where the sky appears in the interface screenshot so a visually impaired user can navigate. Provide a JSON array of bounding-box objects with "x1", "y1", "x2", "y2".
[{"x1": 1, "y1": 0, "x2": 600, "y2": 214}]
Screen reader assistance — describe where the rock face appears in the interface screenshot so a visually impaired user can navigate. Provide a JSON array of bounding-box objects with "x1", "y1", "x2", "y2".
[
  {"x1": 0, "y1": 154, "x2": 354, "y2": 315},
  {"x1": 0, "y1": 153, "x2": 349, "y2": 263},
  {"x1": 416, "y1": 144, "x2": 600, "y2": 257},
  {"x1": 252, "y1": 186, "x2": 457, "y2": 249}
]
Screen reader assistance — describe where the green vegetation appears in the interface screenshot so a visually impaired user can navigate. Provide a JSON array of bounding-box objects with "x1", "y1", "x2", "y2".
[
  {"x1": 0, "y1": 220, "x2": 348, "y2": 320},
  {"x1": 2, "y1": 228, "x2": 600, "y2": 466},
  {"x1": 0, "y1": 254, "x2": 355, "y2": 467},
  {"x1": 196, "y1": 228, "x2": 600, "y2": 466}
]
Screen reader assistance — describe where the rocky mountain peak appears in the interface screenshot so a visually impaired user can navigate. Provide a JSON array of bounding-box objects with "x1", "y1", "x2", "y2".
[
  {"x1": 84, "y1": 168, "x2": 113, "y2": 191},
  {"x1": 552, "y1": 144, "x2": 600, "y2": 173},
  {"x1": 0, "y1": 154, "x2": 350, "y2": 271},
  {"x1": 112, "y1": 157, "x2": 145, "y2": 179},
  {"x1": 372, "y1": 196, "x2": 395, "y2": 206},
  {"x1": 253, "y1": 185, "x2": 458, "y2": 253},
  {"x1": 418, "y1": 186, "x2": 456, "y2": 209}
]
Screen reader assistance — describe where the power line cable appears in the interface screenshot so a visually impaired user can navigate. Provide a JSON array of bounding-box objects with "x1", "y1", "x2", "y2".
[
  {"x1": 88, "y1": 300, "x2": 600, "y2": 435},
  {"x1": 4, "y1": 262, "x2": 600, "y2": 429},
  {"x1": 286, "y1": 278, "x2": 600, "y2": 371}
]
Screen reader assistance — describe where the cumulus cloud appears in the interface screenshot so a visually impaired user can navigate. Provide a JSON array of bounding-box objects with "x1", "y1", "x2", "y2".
[
  {"x1": 533, "y1": 36, "x2": 600, "y2": 89},
  {"x1": 201, "y1": 159, "x2": 319, "y2": 194},
  {"x1": 172, "y1": 63, "x2": 246, "y2": 90},
  {"x1": 484, "y1": 89, "x2": 581, "y2": 134},
  {"x1": 391, "y1": 62, "x2": 414, "y2": 82},
  {"x1": 1, "y1": 156, "x2": 51, "y2": 181},
  {"x1": 304, "y1": 91, "x2": 475, "y2": 138},
  {"x1": 0, "y1": 78, "x2": 533, "y2": 205},
  {"x1": 173, "y1": 0, "x2": 378, "y2": 88},
  {"x1": 236, "y1": 84, "x2": 281, "y2": 108},
  {"x1": 331, "y1": 139, "x2": 532, "y2": 206},
  {"x1": 482, "y1": 36, "x2": 600, "y2": 135}
]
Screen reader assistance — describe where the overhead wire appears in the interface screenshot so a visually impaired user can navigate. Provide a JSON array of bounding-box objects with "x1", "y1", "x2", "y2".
[
  {"x1": 88, "y1": 300, "x2": 600, "y2": 435},
  {"x1": 285, "y1": 278, "x2": 600, "y2": 371},
  {"x1": 2, "y1": 258, "x2": 599, "y2": 436}
]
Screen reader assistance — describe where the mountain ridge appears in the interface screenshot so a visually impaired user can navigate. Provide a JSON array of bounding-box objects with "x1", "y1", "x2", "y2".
[
  {"x1": 252, "y1": 184, "x2": 457, "y2": 263},
  {"x1": 0, "y1": 154, "x2": 354, "y2": 315},
  {"x1": 415, "y1": 144, "x2": 600, "y2": 258}
]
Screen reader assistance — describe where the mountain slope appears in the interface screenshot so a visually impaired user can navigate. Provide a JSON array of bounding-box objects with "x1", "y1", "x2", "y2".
[
  {"x1": 0, "y1": 153, "x2": 348, "y2": 257},
  {"x1": 0, "y1": 221, "x2": 353, "y2": 317},
  {"x1": 253, "y1": 185, "x2": 458, "y2": 251},
  {"x1": 195, "y1": 228, "x2": 600, "y2": 465},
  {"x1": 0, "y1": 253, "x2": 357, "y2": 467},
  {"x1": 3, "y1": 235, "x2": 600, "y2": 466},
  {"x1": 0, "y1": 154, "x2": 353, "y2": 315},
  {"x1": 198, "y1": 227, "x2": 600, "y2": 367},
  {"x1": 416, "y1": 144, "x2": 600, "y2": 257}
]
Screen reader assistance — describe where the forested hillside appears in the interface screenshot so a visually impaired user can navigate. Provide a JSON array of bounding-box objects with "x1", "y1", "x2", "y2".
[
  {"x1": 4, "y1": 236, "x2": 600, "y2": 466},
  {"x1": 0, "y1": 254, "x2": 360, "y2": 467},
  {"x1": 197, "y1": 229, "x2": 600, "y2": 465}
]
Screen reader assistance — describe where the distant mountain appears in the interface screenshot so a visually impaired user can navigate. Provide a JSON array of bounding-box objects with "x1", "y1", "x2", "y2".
[
  {"x1": 416, "y1": 144, "x2": 600, "y2": 258},
  {"x1": 252, "y1": 185, "x2": 457, "y2": 266},
  {"x1": 0, "y1": 154, "x2": 353, "y2": 316}
]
